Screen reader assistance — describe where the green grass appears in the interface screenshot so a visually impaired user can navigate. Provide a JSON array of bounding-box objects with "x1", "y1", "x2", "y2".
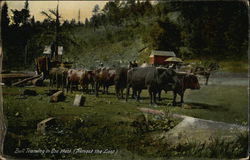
[
  {"x1": 2, "y1": 83, "x2": 248, "y2": 159},
  {"x1": 185, "y1": 59, "x2": 248, "y2": 73},
  {"x1": 219, "y1": 60, "x2": 248, "y2": 73}
]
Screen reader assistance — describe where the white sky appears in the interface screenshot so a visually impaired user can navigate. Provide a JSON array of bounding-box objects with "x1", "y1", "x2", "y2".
[{"x1": 6, "y1": 1, "x2": 108, "y2": 22}]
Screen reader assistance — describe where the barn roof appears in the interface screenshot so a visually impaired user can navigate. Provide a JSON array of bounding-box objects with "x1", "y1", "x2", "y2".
[{"x1": 149, "y1": 50, "x2": 176, "y2": 57}]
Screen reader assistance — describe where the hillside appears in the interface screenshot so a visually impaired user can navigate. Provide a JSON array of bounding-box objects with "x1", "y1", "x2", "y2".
[{"x1": 1, "y1": 1, "x2": 248, "y2": 70}]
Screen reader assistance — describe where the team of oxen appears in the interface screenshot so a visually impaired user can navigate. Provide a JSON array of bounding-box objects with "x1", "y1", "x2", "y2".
[{"x1": 48, "y1": 65, "x2": 200, "y2": 106}]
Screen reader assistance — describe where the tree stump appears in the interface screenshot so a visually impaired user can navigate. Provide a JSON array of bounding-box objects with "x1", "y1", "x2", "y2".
[
  {"x1": 73, "y1": 94, "x2": 86, "y2": 106},
  {"x1": 50, "y1": 91, "x2": 65, "y2": 102}
]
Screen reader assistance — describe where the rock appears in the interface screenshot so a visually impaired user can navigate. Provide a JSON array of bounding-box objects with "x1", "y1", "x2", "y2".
[
  {"x1": 137, "y1": 107, "x2": 165, "y2": 116},
  {"x1": 50, "y1": 91, "x2": 65, "y2": 102},
  {"x1": 37, "y1": 117, "x2": 56, "y2": 135},
  {"x1": 73, "y1": 94, "x2": 86, "y2": 106},
  {"x1": 23, "y1": 89, "x2": 37, "y2": 96},
  {"x1": 162, "y1": 114, "x2": 248, "y2": 146}
]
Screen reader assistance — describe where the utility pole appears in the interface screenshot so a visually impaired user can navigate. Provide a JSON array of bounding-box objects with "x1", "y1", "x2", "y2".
[
  {"x1": 55, "y1": 0, "x2": 60, "y2": 61},
  {"x1": 78, "y1": 9, "x2": 81, "y2": 25}
]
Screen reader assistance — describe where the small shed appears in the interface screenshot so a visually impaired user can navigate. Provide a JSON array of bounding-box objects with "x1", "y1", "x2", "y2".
[{"x1": 149, "y1": 50, "x2": 176, "y2": 65}]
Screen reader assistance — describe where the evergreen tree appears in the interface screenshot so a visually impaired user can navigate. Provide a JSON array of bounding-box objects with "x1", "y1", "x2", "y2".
[{"x1": 1, "y1": 2, "x2": 9, "y2": 39}]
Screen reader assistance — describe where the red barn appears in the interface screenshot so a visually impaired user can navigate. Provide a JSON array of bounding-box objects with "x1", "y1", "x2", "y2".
[{"x1": 149, "y1": 50, "x2": 176, "y2": 65}]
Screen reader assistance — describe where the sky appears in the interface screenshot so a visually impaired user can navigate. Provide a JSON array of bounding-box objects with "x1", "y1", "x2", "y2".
[{"x1": 6, "y1": 1, "x2": 108, "y2": 22}]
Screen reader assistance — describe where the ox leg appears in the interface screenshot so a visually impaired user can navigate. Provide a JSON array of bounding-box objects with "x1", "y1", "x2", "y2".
[
  {"x1": 115, "y1": 85, "x2": 119, "y2": 99},
  {"x1": 158, "y1": 90, "x2": 162, "y2": 101},
  {"x1": 70, "y1": 82, "x2": 73, "y2": 93},
  {"x1": 91, "y1": 83, "x2": 94, "y2": 94},
  {"x1": 66, "y1": 79, "x2": 70, "y2": 93},
  {"x1": 86, "y1": 84, "x2": 89, "y2": 94},
  {"x1": 138, "y1": 90, "x2": 142, "y2": 101},
  {"x1": 121, "y1": 88, "x2": 124, "y2": 99},
  {"x1": 95, "y1": 82, "x2": 99, "y2": 97},
  {"x1": 205, "y1": 74, "x2": 209, "y2": 85},
  {"x1": 180, "y1": 93, "x2": 184, "y2": 104},
  {"x1": 153, "y1": 92, "x2": 157, "y2": 104},
  {"x1": 172, "y1": 91, "x2": 177, "y2": 106},
  {"x1": 132, "y1": 89, "x2": 136, "y2": 99},
  {"x1": 149, "y1": 91, "x2": 153, "y2": 105},
  {"x1": 125, "y1": 85, "x2": 130, "y2": 101},
  {"x1": 106, "y1": 86, "x2": 109, "y2": 95},
  {"x1": 180, "y1": 90, "x2": 185, "y2": 104},
  {"x1": 56, "y1": 74, "x2": 58, "y2": 90}
]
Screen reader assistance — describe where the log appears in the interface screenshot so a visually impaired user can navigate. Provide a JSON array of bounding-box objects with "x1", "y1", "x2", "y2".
[
  {"x1": 23, "y1": 89, "x2": 37, "y2": 96},
  {"x1": 50, "y1": 91, "x2": 65, "y2": 102},
  {"x1": 12, "y1": 74, "x2": 42, "y2": 86},
  {"x1": 73, "y1": 94, "x2": 86, "y2": 106},
  {"x1": 32, "y1": 78, "x2": 43, "y2": 86}
]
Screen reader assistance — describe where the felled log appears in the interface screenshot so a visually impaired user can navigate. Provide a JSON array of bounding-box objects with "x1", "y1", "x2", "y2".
[
  {"x1": 32, "y1": 78, "x2": 43, "y2": 86},
  {"x1": 12, "y1": 74, "x2": 41, "y2": 86},
  {"x1": 37, "y1": 117, "x2": 56, "y2": 135},
  {"x1": 50, "y1": 91, "x2": 65, "y2": 102},
  {"x1": 73, "y1": 94, "x2": 86, "y2": 106},
  {"x1": 45, "y1": 89, "x2": 60, "y2": 96}
]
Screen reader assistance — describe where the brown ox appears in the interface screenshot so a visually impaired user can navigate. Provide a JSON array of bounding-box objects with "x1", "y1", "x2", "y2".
[
  {"x1": 49, "y1": 67, "x2": 68, "y2": 90},
  {"x1": 159, "y1": 73, "x2": 200, "y2": 106},
  {"x1": 114, "y1": 67, "x2": 129, "y2": 99},
  {"x1": 79, "y1": 70, "x2": 95, "y2": 94},
  {"x1": 66, "y1": 69, "x2": 85, "y2": 93},
  {"x1": 94, "y1": 67, "x2": 116, "y2": 97}
]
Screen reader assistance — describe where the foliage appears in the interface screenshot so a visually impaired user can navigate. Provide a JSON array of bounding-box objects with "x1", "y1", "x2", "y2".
[
  {"x1": 2, "y1": 1, "x2": 248, "y2": 69},
  {"x1": 3, "y1": 85, "x2": 248, "y2": 159}
]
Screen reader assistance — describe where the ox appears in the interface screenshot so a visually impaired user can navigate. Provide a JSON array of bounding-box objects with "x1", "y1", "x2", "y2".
[
  {"x1": 159, "y1": 73, "x2": 200, "y2": 106},
  {"x1": 66, "y1": 69, "x2": 85, "y2": 93},
  {"x1": 114, "y1": 67, "x2": 129, "y2": 99},
  {"x1": 49, "y1": 67, "x2": 68, "y2": 90},
  {"x1": 94, "y1": 67, "x2": 116, "y2": 97},
  {"x1": 125, "y1": 67, "x2": 177, "y2": 104},
  {"x1": 80, "y1": 70, "x2": 95, "y2": 94}
]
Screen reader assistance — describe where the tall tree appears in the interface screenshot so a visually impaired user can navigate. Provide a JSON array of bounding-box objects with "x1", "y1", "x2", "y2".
[
  {"x1": 91, "y1": 4, "x2": 100, "y2": 31},
  {"x1": 41, "y1": 1, "x2": 61, "y2": 59},
  {"x1": 0, "y1": 1, "x2": 7, "y2": 157},
  {"x1": 23, "y1": 0, "x2": 30, "y2": 25},
  {"x1": 1, "y1": 2, "x2": 9, "y2": 43},
  {"x1": 92, "y1": 4, "x2": 100, "y2": 15},
  {"x1": 84, "y1": 18, "x2": 89, "y2": 27}
]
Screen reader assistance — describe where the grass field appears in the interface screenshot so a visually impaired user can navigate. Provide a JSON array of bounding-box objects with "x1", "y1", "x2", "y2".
[{"x1": 2, "y1": 81, "x2": 248, "y2": 159}]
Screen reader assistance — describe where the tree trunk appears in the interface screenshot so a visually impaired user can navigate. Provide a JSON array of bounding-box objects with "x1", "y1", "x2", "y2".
[{"x1": 0, "y1": 1, "x2": 7, "y2": 156}]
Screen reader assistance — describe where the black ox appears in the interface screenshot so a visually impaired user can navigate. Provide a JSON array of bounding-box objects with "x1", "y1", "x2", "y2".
[{"x1": 125, "y1": 67, "x2": 177, "y2": 104}]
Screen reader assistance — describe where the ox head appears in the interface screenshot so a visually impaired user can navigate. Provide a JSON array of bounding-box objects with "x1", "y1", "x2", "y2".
[
  {"x1": 184, "y1": 74, "x2": 200, "y2": 90},
  {"x1": 156, "y1": 68, "x2": 178, "y2": 90}
]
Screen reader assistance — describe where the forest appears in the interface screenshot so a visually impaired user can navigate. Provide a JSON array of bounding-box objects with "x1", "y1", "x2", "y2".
[{"x1": 1, "y1": 0, "x2": 248, "y2": 69}]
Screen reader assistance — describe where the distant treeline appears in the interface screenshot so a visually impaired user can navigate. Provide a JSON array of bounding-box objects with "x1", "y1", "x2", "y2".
[{"x1": 1, "y1": 0, "x2": 248, "y2": 69}]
